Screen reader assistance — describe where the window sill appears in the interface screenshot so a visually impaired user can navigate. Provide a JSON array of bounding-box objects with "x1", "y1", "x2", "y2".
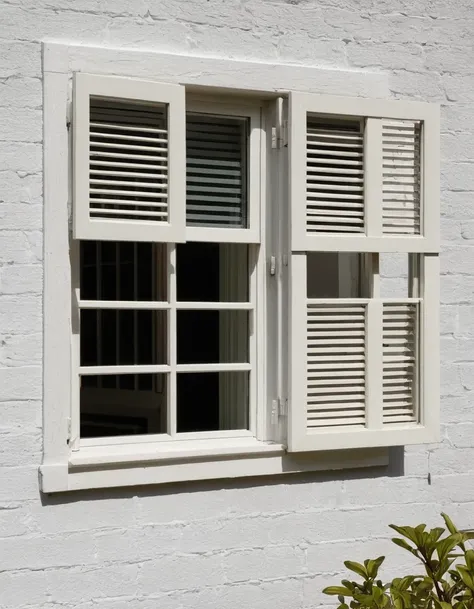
[
  {"x1": 39, "y1": 440, "x2": 389, "y2": 493},
  {"x1": 70, "y1": 437, "x2": 285, "y2": 467}
]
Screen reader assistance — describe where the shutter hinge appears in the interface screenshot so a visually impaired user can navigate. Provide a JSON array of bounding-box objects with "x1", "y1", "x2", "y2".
[
  {"x1": 66, "y1": 417, "x2": 71, "y2": 443},
  {"x1": 269, "y1": 255, "x2": 276, "y2": 276},
  {"x1": 280, "y1": 120, "x2": 288, "y2": 148},
  {"x1": 271, "y1": 398, "x2": 288, "y2": 424},
  {"x1": 66, "y1": 102, "x2": 72, "y2": 131},
  {"x1": 271, "y1": 120, "x2": 288, "y2": 149}
]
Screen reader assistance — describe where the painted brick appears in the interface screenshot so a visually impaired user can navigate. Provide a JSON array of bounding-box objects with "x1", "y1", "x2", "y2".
[{"x1": 0, "y1": 3, "x2": 472, "y2": 608}]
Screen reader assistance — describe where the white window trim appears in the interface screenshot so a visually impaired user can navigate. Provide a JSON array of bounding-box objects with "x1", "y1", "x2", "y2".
[{"x1": 41, "y1": 42, "x2": 394, "y2": 493}]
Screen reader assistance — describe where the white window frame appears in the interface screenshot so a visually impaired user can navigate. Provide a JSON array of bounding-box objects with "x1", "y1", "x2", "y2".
[
  {"x1": 41, "y1": 42, "x2": 426, "y2": 493},
  {"x1": 185, "y1": 97, "x2": 262, "y2": 243}
]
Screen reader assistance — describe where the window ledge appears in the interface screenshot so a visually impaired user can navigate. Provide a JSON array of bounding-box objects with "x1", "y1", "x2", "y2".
[
  {"x1": 39, "y1": 443, "x2": 389, "y2": 493},
  {"x1": 69, "y1": 438, "x2": 285, "y2": 467}
]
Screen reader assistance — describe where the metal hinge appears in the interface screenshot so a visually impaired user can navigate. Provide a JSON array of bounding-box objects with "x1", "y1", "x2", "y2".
[
  {"x1": 271, "y1": 397, "x2": 288, "y2": 424},
  {"x1": 271, "y1": 121, "x2": 288, "y2": 149},
  {"x1": 66, "y1": 417, "x2": 71, "y2": 443},
  {"x1": 269, "y1": 255, "x2": 277, "y2": 276}
]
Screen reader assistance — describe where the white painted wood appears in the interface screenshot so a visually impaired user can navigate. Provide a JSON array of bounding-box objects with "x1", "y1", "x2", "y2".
[
  {"x1": 382, "y1": 120, "x2": 421, "y2": 236},
  {"x1": 176, "y1": 301, "x2": 253, "y2": 310},
  {"x1": 73, "y1": 73, "x2": 186, "y2": 243},
  {"x1": 292, "y1": 235, "x2": 438, "y2": 253},
  {"x1": 366, "y1": 299, "x2": 383, "y2": 428},
  {"x1": 419, "y1": 255, "x2": 440, "y2": 439},
  {"x1": 40, "y1": 446, "x2": 389, "y2": 492},
  {"x1": 422, "y1": 109, "x2": 440, "y2": 250},
  {"x1": 288, "y1": 254, "x2": 307, "y2": 451},
  {"x1": 79, "y1": 365, "x2": 170, "y2": 375},
  {"x1": 79, "y1": 300, "x2": 171, "y2": 309},
  {"x1": 176, "y1": 363, "x2": 252, "y2": 373},
  {"x1": 288, "y1": 93, "x2": 308, "y2": 254},
  {"x1": 289, "y1": 92, "x2": 440, "y2": 253},
  {"x1": 365, "y1": 118, "x2": 383, "y2": 237},
  {"x1": 168, "y1": 244, "x2": 177, "y2": 436},
  {"x1": 185, "y1": 100, "x2": 262, "y2": 243},
  {"x1": 43, "y1": 69, "x2": 71, "y2": 467}
]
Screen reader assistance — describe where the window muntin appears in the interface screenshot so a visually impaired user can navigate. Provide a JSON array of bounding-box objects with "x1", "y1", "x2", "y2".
[
  {"x1": 78, "y1": 241, "x2": 255, "y2": 442},
  {"x1": 75, "y1": 103, "x2": 260, "y2": 447}
]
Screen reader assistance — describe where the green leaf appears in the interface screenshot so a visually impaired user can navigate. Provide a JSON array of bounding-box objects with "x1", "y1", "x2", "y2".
[
  {"x1": 344, "y1": 561, "x2": 368, "y2": 579},
  {"x1": 457, "y1": 566, "x2": 474, "y2": 592},
  {"x1": 323, "y1": 586, "x2": 354, "y2": 596},
  {"x1": 465, "y1": 549, "x2": 474, "y2": 571},
  {"x1": 428, "y1": 528, "x2": 446, "y2": 545},
  {"x1": 392, "y1": 538, "x2": 418, "y2": 556},
  {"x1": 366, "y1": 557, "x2": 385, "y2": 579},
  {"x1": 389, "y1": 525, "x2": 419, "y2": 545},
  {"x1": 442, "y1": 513, "x2": 459, "y2": 536},
  {"x1": 437, "y1": 534, "x2": 463, "y2": 560}
]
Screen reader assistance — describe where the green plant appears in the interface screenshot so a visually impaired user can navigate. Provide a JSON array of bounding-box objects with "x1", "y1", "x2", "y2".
[{"x1": 323, "y1": 514, "x2": 474, "y2": 609}]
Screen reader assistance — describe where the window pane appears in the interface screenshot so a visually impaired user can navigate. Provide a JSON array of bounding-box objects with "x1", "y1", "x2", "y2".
[
  {"x1": 177, "y1": 371, "x2": 249, "y2": 432},
  {"x1": 80, "y1": 373, "x2": 167, "y2": 437},
  {"x1": 176, "y1": 242, "x2": 248, "y2": 302},
  {"x1": 177, "y1": 310, "x2": 248, "y2": 364},
  {"x1": 307, "y1": 252, "x2": 362, "y2": 298},
  {"x1": 80, "y1": 310, "x2": 167, "y2": 366},
  {"x1": 186, "y1": 114, "x2": 248, "y2": 228},
  {"x1": 80, "y1": 241, "x2": 167, "y2": 301}
]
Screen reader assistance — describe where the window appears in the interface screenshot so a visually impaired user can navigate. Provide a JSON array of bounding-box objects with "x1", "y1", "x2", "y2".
[{"x1": 41, "y1": 45, "x2": 440, "y2": 492}]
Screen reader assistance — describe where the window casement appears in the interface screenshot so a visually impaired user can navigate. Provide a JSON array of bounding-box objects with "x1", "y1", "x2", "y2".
[{"x1": 41, "y1": 52, "x2": 440, "y2": 492}]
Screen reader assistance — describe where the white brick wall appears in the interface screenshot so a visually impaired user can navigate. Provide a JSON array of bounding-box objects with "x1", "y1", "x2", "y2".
[{"x1": 0, "y1": 0, "x2": 473, "y2": 607}]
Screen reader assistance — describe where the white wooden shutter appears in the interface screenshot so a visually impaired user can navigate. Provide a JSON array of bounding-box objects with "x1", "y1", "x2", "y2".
[
  {"x1": 73, "y1": 73, "x2": 186, "y2": 242},
  {"x1": 306, "y1": 118, "x2": 364, "y2": 234},
  {"x1": 382, "y1": 120, "x2": 421, "y2": 236},
  {"x1": 306, "y1": 302, "x2": 367, "y2": 429},
  {"x1": 288, "y1": 256, "x2": 439, "y2": 453},
  {"x1": 382, "y1": 302, "x2": 418, "y2": 424},
  {"x1": 289, "y1": 92, "x2": 439, "y2": 253}
]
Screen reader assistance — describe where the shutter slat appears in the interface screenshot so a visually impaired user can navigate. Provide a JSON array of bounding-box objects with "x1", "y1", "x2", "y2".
[
  {"x1": 306, "y1": 302, "x2": 366, "y2": 429},
  {"x1": 185, "y1": 114, "x2": 247, "y2": 228},
  {"x1": 382, "y1": 120, "x2": 421, "y2": 235},
  {"x1": 90, "y1": 208, "x2": 167, "y2": 218},
  {"x1": 306, "y1": 117, "x2": 365, "y2": 234},
  {"x1": 382, "y1": 302, "x2": 418, "y2": 425}
]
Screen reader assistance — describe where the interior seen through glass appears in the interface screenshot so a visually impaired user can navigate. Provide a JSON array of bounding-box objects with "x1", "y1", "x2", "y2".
[
  {"x1": 79, "y1": 241, "x2": 249, "y2": 438},
  {"x1": 307, "y1": 252, "x2": 363, "y2": 298}
]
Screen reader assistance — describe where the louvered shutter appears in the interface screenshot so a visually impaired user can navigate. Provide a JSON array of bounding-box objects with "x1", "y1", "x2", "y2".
[
  {"x1": 382, "y1": 302, "x2": 418, "y2": 424},
  {"x1": 289, "y1": 92, "x2": 439, "y2": 252},
  {"x1": 382, "y1": 120, "x2": 421, "y2": 236},
  {"x1": 73, "y1": 73, "x2": 186, "y2": 242},
  {"x1": 289, "y1": 259, "x2": 438, "y2": 451},
  {"x1": 306, "y1": 302, "x2": 367, "y2": 429},
  {"x1": 288, "y1": 93, "x2": 440, "y2": 452},
  {"x1": 306, "y1": 118, "x2": 364, "y2": 234}
]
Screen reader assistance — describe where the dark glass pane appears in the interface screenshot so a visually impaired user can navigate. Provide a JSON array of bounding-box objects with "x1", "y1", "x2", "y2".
[{"x1": 80, "y1": 373, "x2": 167, "y2": 438}]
